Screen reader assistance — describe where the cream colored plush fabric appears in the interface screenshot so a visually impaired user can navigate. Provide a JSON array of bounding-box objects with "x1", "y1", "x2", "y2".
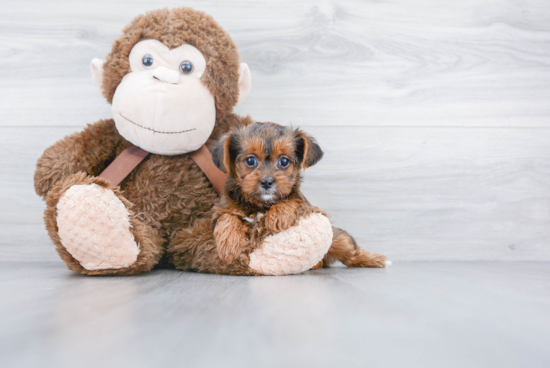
[
  {"x1": 111, "y1": 68, "x2": 216, "y2": 156},
  {"x1": 249, "y1": 213, "x2": 333, "y2": 276},
  {"x1": 56, "y1": 184, "x2": 140, "y2": 270}
]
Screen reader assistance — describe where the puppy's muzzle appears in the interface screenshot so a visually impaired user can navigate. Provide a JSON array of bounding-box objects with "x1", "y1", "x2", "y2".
[{"x1": 260, "y1": 177, "x2": 274, "y2": 190}]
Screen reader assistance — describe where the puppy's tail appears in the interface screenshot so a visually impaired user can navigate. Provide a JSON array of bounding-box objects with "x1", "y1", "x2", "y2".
[{"x1": 321, "y1": 227, "x2": 391, "y2": 268}]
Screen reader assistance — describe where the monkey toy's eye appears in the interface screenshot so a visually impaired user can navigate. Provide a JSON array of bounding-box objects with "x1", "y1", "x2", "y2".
[
  {"x1": 179, "y1": 61, "x2": 194, "y2": 74},
  {"x1": 278, "y1": 156, "x2": 291, "y2": 169},
  {"x1": 245, "y1": 155, "x2": 258, "y2": 168},
  {"x1": 142, "y1": 54, "x2": 154, "y2": 68}
]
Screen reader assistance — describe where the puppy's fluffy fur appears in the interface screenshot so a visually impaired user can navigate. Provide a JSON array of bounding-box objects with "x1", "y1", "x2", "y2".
[{"x1": 168, "y1": 122, "x2": 389, "y2": 275}]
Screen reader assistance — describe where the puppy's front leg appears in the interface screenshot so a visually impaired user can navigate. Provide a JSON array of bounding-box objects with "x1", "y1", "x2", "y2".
[
  {"x1": 265, "y1": 200, "x2": 300, "y2": 233},
  {"x1": 214, "y1": 214, "x2": 249, "y2": 263}
]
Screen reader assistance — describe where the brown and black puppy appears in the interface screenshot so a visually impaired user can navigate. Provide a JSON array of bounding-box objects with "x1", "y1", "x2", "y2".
[
  {"x1": 211, "y1": 122, "x2": 322, "y2": 263},
  {"x1": 168, "y1": 122, "x2": 390, "y2": 275},
  {"x1": 211, "y1": 122, "x2": 390, "y2": 269}
]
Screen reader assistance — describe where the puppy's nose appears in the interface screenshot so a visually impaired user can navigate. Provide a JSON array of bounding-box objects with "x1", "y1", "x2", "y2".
[{"x1": 260, "y1": 178, "x2": 274, "y2": 190}]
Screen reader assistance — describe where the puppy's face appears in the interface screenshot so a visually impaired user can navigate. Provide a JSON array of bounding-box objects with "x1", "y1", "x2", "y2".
[
  {"x1": 237, "y1": 131, "x2": 297, "y2": 203},
  {"x1": 212, "y1": 122, "x2": 323, "y2": 206}
]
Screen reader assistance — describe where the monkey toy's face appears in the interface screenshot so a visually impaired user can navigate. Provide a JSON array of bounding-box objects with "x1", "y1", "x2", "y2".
[
  {"x1": 110, "y1": 39, "x2": 215, "y2": 155},
  {"x1": 90, "y1": 12, "x2": 251, "y2": 156}
]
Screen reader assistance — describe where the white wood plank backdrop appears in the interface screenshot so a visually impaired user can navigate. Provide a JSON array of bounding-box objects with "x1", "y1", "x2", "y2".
[{"x1": 1, "y1": 0, "x2": 549, "y2": 262}]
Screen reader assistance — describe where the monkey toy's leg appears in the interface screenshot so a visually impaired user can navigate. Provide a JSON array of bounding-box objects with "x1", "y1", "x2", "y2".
[
  {"x1": 34, "y1": 120, "x2": 164, "y2": 275},
  {"x1": 167, "y1": 218, "x2": 259, "y2": 276},
  {"x1": 44, "y1": 173, "x2": 164, "y2": 276},
  {"x1": 323, "y1": 227, "x2": 391, "y2": 268}
]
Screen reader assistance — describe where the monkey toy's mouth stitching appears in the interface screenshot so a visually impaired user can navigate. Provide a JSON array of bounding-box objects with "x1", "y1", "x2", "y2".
[{"x1": 119, "y1": 114, "x2": 196, "y2": 134}]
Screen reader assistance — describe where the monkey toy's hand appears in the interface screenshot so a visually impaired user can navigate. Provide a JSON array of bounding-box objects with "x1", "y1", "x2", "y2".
[{"x1": 213, "y1": 214, "x2": 249, "y2": 264}]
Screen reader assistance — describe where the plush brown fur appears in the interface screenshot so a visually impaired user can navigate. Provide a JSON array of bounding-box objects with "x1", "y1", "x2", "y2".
[
  {"x1": 34, "y1": 8, "x2": 253, "y2": 275},
  {"x1": 167, "y1": 122, "x2": 388, "y2": 275}
]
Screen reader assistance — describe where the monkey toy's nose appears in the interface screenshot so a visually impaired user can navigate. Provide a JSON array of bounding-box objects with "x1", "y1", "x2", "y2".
[
  {"x1": 152, "y1": 66, "x2": 180, "y2": 84},
  {"x1": 260, "y1": 178, "x2": 274, "y2": 190}
]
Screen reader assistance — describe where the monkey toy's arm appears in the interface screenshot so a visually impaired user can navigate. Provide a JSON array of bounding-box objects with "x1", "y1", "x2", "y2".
[{"x1": 34, "y1": 119, "x2": 124, "y2": 199}]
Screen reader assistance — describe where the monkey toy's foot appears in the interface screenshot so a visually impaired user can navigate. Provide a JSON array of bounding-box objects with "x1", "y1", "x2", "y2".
[
  {"x1": 45, "y1": 173, "x2": 162, "y2": 275},
  {"x1": 57, "y1": 183, "x2": 139, "y2": 270}
]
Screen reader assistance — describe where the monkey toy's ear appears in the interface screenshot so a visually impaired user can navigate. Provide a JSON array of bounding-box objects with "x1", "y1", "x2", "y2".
[
  {"x1": 90, "y1": 58, "x2": 105, "y2": 91},
  {"x1": 212, "y1": 133, "x2": 237, "y2": 174},
  {"x1": 295, "y1": 130, "x2": 324, "y2": 170},
  {"x1": 236, "y1": 63, "x2": 251, "y2": 105}
]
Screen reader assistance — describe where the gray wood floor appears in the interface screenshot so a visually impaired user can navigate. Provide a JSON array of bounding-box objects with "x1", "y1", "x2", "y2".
[{"x1": 1, "y1": 261, "x2": 549, "y2": 368}]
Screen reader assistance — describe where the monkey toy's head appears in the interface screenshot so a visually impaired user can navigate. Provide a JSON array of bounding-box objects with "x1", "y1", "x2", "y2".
[{"x1": 90, "y1": 8, "x2": 251, "y2": 155}]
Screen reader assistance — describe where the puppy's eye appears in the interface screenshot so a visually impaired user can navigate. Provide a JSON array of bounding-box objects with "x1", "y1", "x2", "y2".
[
  {"x1": 278, "y1": 156, "x2": 291, "y2": 169},
  {"x1": 245, "y1": 156, "x2": 258, "y2": 168},
  {"x1": 142, "y1": 54, "x2": 154, "y2": 68},
  {"x1": 179, "y1": 61, "x2": 194, "y2": 74}
]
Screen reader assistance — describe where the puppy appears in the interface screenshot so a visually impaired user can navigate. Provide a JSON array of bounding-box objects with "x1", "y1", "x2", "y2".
[{"x1": 210, "y1": 122, "x2": 390, "y2": 270}]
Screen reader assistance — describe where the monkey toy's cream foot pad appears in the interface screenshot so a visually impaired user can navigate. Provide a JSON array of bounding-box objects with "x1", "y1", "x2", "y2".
[
  {"x1": 56, "y1": 184, "x2": 140, "y2": 270},
  {"x1": 249, "y1": 213, "x2": 333, "y2": 276}
]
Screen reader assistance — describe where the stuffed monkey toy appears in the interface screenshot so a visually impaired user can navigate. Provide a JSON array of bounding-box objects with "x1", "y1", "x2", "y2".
[{"x1": 34, "y1": 7, "x2": 337, "y2": 276}]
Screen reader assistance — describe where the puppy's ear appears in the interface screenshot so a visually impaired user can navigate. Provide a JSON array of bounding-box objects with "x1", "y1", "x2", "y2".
[
  {"x1": 212, "y1": 133, "x2": 237, "y2": 174},
  {"x1": 295, "y1": 130, "x2": 324, "y2": 170}
]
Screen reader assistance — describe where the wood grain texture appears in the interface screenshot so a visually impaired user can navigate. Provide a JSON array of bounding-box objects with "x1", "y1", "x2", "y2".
[
  {"x1": 1, "y1": 262, "x2": 549, "y2": 368},
  {"x1": 2, "y1": 126, "x2": 549, "y2": 262},
  {"x1": 0, "y1": 0, "x2": 549, "y2": 127},
  {"x1": 305, "y1": 126, "x2": 550, "y2": 261}
]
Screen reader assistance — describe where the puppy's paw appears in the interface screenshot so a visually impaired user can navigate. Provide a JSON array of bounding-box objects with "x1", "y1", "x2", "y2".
[
  {"x1": 216, "y1": 233, "x2": 248, "y2": 264},
  {"x1": 265, "y1": 202, "x2": 298, "y2": 232},
  {"x1": 310, "y1": 260, "x2": 324, "y2": 270},
  {"x1": 265, "y1": 211, "x2": 295, "y2": 232},
  {"x1": 214, "y1": 214, "x2": 248, "y2": 264}
]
